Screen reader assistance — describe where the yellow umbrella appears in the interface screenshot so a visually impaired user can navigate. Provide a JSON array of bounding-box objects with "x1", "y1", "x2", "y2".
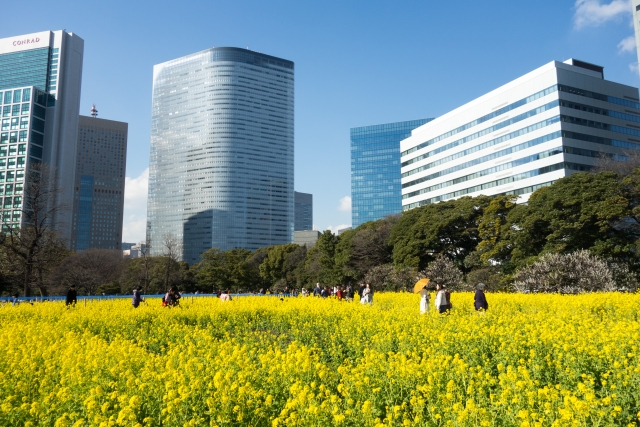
[{"x1": 413, "y1": 278, "x2": 430, "y2": 293}]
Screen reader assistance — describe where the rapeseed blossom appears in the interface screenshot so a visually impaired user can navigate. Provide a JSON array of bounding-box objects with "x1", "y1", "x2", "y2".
[{"x1": 0, "y1": 293, "x2": 638, "y2": 426}]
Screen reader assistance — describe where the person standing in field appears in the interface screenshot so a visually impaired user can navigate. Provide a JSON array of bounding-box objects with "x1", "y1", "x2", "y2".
[
  {"x1": 132, "y1": 286, "x2": 144, "y2": 308},
  {"x1": 164, "y1": 287, "x2": 181, "y2": 307},
  {"x1": 435, "y1": 283, "x2": 449, "y2": 314},
  {"x1": 361, "y1": 284, "x2": 372, "y2": 305},
  {"x1": 313, "y1": 283, "x2": 322, "y2": 297},
  {"x1": 336, "y1": 287, "x2": 343, "y2": 301},
  {"x1": 419, "y1": 285, "x2": 431, "y2": 314},
  {"x1": 66, "y1": 285, "x2": 77, "y2": 307},
  {"x1": 474, "y1": 283, "x2": 488, "y2": 312},
  {"x1": 220, "y1": 290, "x2": 232, "y2": 302},
  {"x1": 11, "y1": 293, "x2": 19, "y2": 306},
  {"x1": 345, "y1": 284, "x2": 354, "y2": 302}
]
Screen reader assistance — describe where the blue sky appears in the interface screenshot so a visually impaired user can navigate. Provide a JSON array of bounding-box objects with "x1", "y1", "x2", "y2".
[{"x1": 1, "y1": 0, "x2": 638, "y2": 242}]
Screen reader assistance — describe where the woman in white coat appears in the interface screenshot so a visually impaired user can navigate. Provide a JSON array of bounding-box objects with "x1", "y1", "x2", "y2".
[{"x1": 419, "y1": 286, "x2": 431, "y2": 314}]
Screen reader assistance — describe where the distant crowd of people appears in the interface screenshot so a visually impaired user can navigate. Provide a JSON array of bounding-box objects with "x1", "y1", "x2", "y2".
[{"x1": 7, "y1": 281, "x2": 489, "y2": 315}]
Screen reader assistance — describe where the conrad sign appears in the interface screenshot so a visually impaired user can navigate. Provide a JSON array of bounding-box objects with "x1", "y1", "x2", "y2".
[
  {"x1": 13, "y1": 37, "x2": 40, "y2": 46},
  {"x1": 0, "y1": 31, "x2": 50, "y2": 54}
]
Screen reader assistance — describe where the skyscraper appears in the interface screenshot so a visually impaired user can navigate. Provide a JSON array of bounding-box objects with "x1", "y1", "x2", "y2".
[
  {"x1": 148, "y1": 47, "x2": 294, "y2": 263},
  {"x1": 294, "y1": 191, "x2": 312, "y2": 231},
  {"x1": 71, "y1": 113, "x2": 128, "y2": 252},
  {"x1": 0, "y1": 30, "x2": 83, "y2": 242},
  {"x1": 350, "y1": 119, "x2": 433, "y2": 228},
  {"x1": 633, "y1": 0, "x2": 640, "y2": 76},
  {"x1": 401, "y1": 59, "x2": 640, "y2": 210}
]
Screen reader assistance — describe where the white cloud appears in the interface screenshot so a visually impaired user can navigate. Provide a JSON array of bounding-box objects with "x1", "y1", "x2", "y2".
[
  {"x1": 122, "y1": 168, "x2": 149, "y2": 243},
  {"x1": 630, "y1": 61, "x2": 639, "y2": 74},
  {"x1": 573, "y1": 0, "x2": 631, "y2": 29},
  {"x1": 338, "y1": 196, "x2": 351, "y2": 212},
  {"x1": 326, "y1": 224, "x2": 351, "y2": 235},
  {"x1": 618, "y1": 35, "x2": 636, "y2": 53}
]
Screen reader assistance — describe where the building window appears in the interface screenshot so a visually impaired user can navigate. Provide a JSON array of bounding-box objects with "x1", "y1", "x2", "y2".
[
  {"x1": 21, "y1": 104, "x2": 29, "y2": 115},
  {"x1": 4, "y1": 92, "x2": 12, "y2": 104},
  {"x1": 12, "y1": 90, "x2": 21, "y2": 104},
  {"x1": 20, "y1": 118, "x2": 29, "y2": 129},
  {"x1": 9, "y1": 132, "x2": 17, "y2": 143},
  {"x1": 22, "y1": 89, "x2": 31, "y2": 102},
  {"x1": 2, "y1": 106, "x2": 10, "y2": 117}
]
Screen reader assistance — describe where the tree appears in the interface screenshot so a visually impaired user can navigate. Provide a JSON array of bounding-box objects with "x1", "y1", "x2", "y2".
[
  {"x1": 363, "y1": 264, "x2": 417, "y2": 292},
  {"x1": 1, "y1": 164, "x2": 70, "y2": 296},
  {"x1": 161, "y1": 233, "x2": 182, "y2": 290},
  {"x1": 592, "y1": 149, "x2": 640, "y2": 176},
  {"x1": 418, "y1": 254, "x2": 464, "y2": 291},
  {"x1": 303, "y1": 231, "x2": 343, "y2": 285},
  {"x1": 195, "y1": 248, "x2": 255, "y2": 291},
  {"x1": 50, "y1": 249, "x2": 125, "y2": 295},
  {"x1": 335, "y1": 215, "x2": 397, "y2": 281},
  {"x1": 391, "y1": 196, "x2": 492, "y2": 271},
  {"x1": 509, "y1": 172, "x2": 639, "y2": 270},
  {"x1": 512, "y1": 250, "x2": 622, "y2": 294},
  {"x1": 259, "y1": 244, "x2": 300, "y2": 286}
]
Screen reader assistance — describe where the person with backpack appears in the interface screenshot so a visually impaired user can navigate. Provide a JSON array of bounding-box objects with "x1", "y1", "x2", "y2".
[
  {"x1": 132, "y1": 286, "x2": 144, "y2": 308},
  {"x1": 434, "y1": 283, "x2": 450, "y2": 314}
]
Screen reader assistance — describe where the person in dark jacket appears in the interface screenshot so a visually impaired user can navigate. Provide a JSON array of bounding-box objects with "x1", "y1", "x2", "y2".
[
  {"x1": 132, "y1": 286, "x2": 144, "y2": 308},
  {"x1": 474, "y1": 283, "x2": 488, "y2": 311},
  {"x1": 66, "y1": 285, "x2": 77, "y2": 307}
]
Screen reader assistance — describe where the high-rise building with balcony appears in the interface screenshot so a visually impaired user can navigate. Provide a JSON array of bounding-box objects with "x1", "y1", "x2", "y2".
[
  {"x1": 0, "y1": 30, "x2": 83, "y2": 242},
  {"x1": 401, "y1": 59, "x2": 640, "y2": 211},
  {"x1": 350, "y1": 118, "x2": 433, "y2": 228},
  {"x1": 71, "y1": 113, "x2": 127, "y2": 251},
  {"x1": 147, "y1": 47, "x2": 294, "y2": 262}
]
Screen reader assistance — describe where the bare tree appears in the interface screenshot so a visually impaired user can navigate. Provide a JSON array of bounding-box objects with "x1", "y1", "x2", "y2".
[
  {"x1": 418, "y1": 254, "x2": 464, "y2": 291},
  {"x1": 161, "y1": 232, "x2": 181, "y2": 290},
  {"x1": 591, "y1": 149, "x2": 640, "y2": 176},
  {"x1": 1, "y1": 163, "x2": 70, "y2": 296},
  {"x1": 49, "y1": 249, "x2": 125, "y2": 295}
]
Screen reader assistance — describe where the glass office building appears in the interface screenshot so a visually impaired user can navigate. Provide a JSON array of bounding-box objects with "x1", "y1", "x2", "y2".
[
  {"x1": 0, "y1": 31, "x2": 84, "y2": 241},
  {"x1": 71, "y1": 115, "x2": 128, "y2": 251},
  {"x1": 401, "y1": 59, "x2": 640, "y2": 210},
  {"x1": 350, "y1": 119, "x2": 433, "y2": 228},
  {"x1": 294, "y1": 191, "x2": 312, "y2": 231},
  {"x1": 148, "y1": 47, "x2": 294, "y2": 262}
]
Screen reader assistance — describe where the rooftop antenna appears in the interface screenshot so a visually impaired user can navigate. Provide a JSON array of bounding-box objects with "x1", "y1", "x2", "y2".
[{"x1": 90, "y1": 104, "x2": 98, "y2": 118}]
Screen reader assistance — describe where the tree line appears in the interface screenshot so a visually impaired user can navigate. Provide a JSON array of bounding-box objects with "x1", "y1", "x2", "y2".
[{"x1": 3, "y1": 166, "x2": 640, "y2": 296}]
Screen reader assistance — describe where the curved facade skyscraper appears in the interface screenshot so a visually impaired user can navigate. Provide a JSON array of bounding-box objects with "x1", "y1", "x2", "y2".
[{"x1": 147, "y1": 47, "x2": 294, "y2": 262}]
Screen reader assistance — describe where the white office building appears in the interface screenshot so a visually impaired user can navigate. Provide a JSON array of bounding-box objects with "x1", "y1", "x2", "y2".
[
  {"x1": 401, "y1": 59, "x2": 640, "y2": 211},
  {"x1": 0, "y1": 30, "x2": 84, "y2": 242}
]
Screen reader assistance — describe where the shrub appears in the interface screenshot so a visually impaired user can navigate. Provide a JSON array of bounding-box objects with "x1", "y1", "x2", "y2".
[{"x1": 418, "y1": 254, "x2": 464, "y2": 290}]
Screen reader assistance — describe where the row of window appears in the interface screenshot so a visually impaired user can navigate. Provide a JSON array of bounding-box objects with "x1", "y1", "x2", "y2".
[
  {"x1": 2, "y1": 103, "x2": 30, "y2": 117},
  {"x1": 0, "y1": 182, "x2": 24, "y2": 196},
  {"x1": 0, "y1": 170, "x2": 25, "y2": 182},
  {"x1": 0, "y1": 157, "x2": 26, "y2": 168},
  {"x1": 402, "y1": 115, "x2": 561, "y2": 178},
  {"x1": 403, "y1": 162, "x2": 570, "y2": 210},
  {"x1": 0, "y1": 88, "x2": 31, "y2": 104},
  {"x1": 403, "y1": 131, "x2": 562, "y2": 190},
  {"x1": 2, "y1": 196, "x2": 21, "y2": 209},
  {"x1": 1, "y1": 118, "x2": 29, "y2": 131},
  {"x1": 402, "y1": 100, "x2": 560, "y2": 168},
  {"x1": 0, "y1": 144, "x2": 27, "y2": 156},
  {"x1": 401, "y1": 83, "x2": 640, "y2": 160},
  {"x1": 403, "y1": 147, "x2": 563, "y2": 200}
]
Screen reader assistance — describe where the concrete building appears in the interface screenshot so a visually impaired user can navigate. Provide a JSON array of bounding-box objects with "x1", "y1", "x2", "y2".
[
  {"x1": 123, "y1": 243, "x2": 146, "y2": 259},
  {"x1": 351, "y1": 119, "x2": 433, "y2": 228},
  {"x1": 0, "y1": 30, "x2": 83, "y2": 242},
  {"x1": 294, "y1": 191, "x2": 312, "y2": 231},
  {"x1": 147, "y1": 47, "x2": 294, "y2": 263},
  {"x1": 294, "y1": 230, "x2": 320, "y2": 247},
  {"x1": 337, "y1": 226, "x2": 352, "y2": 235},
  {"x1": 71, "y1": 113, "x2": 127, "y2": 251},
  {"x1": 401, "y1": 59, "x2": 640, "y2": 211}
]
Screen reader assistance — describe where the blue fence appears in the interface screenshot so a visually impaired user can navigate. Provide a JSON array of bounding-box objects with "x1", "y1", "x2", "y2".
[{"x1": 0, "y1": 293, "x2": 286, "y2": 303}]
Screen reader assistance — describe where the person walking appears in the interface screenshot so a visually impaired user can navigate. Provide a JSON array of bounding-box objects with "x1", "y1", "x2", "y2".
[
  {"x1": 313, "y1": 283, "x2": 322, "y2": 297},
  {"x1": 434, "y1": 284, "x2": 449, "y2": 314},
  {"x1": 10, "y1": 293, "x2": 19, "y2": 306},
  {"x1": 361, "y1": 284, "x2": 372, "y2": 305},
  {"x1": 474, "y1": 283, "x2": 488, "y2": 312},
  {"x1": 66, "y1": 285, "x2": 77, "y2": 307},
  {"x1": 419, "y1": 286, "x2": 431, "y2": 314},
  {"x1": 132, "y1": 286, "x2": 144, "y2": 308},
  {"x1": 345, "y1": 284, "x2": 354, "y2": 302}
]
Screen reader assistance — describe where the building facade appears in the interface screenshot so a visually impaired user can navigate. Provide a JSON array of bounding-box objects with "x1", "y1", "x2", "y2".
[
  {"x1": 293, "y1": 230, "x2": 320, "y2": 247},
  {"x1": 147, "y1": 47, "x2": 294, "y2": 263},
  {"x1": 0, "y1": 30, "x2": 84, "y2": 243},
  {"x1": 351, "y1": 118, "x2": 433, "y2": 228},
  {"x1": 294, "y1": 191, "x2": 312, "y2": 231},
  {"x1": 70, "y1": 115, "x2": 127, "y2": 252},
  {"x1": 401, "y1": 59, "x2": 640, "y2": 211}
]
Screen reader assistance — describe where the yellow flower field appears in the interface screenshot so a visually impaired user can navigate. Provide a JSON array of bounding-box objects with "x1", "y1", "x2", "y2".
[{"x1": 0, "y1": 293, "x2": 639, "y2": 427}]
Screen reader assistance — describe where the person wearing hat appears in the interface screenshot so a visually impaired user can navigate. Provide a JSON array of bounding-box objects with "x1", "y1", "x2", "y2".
[
  {"x1": 132, "y1": 286, "x2": 145, "y2": 308},
  {"x1": 474, "y1": 283, "x2": 488, "y2": 312}
]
